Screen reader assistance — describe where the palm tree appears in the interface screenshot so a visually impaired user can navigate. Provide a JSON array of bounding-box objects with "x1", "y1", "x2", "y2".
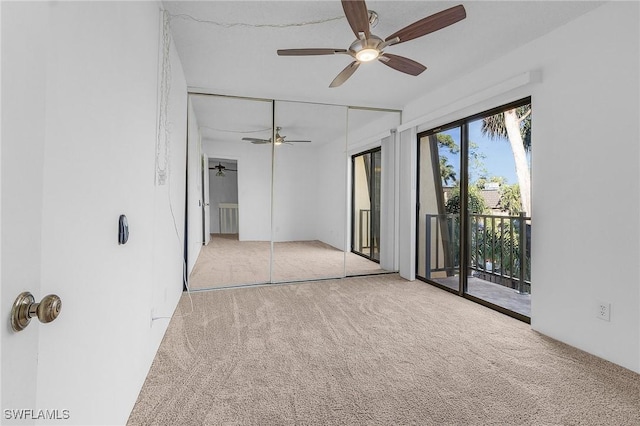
[
  {"x1": 481, "y1": 105, "x2": 531, "y2": 216},
  {"x1": 498, "y1": 183, "x2": 522, "y2": 216},
  {"x1": 440, "y1": 156, "x2": 457, "y2": 185}
]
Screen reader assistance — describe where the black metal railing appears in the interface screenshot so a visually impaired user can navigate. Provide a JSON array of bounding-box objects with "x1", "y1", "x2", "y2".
[
  {"x1": 358, "y1": 209, "x2": 371, "y2": 250},
  {"x1": 424, "y1": 213, "x2": 531, "y2": 293}
]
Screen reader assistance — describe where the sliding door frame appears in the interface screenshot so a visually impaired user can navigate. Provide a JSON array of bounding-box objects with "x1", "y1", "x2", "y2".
[
  {"x1": 351, "y1": 146, "x2": 382, "y2": 263},
  {"x1": 415, "y1": 97, "x2": 531, "y2": 323}
]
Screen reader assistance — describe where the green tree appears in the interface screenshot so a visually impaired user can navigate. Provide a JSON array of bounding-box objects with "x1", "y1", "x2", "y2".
[
  {"x1": 437, "y1": 133, "x2": 459, "y2": 154},
  {"x1": 481, "y1": 104, "x2": 531, "y2": 215},
  {"x1": 475, "y1": 176, "x2": 506, "y2": 190},
  {"x1": 498, "y1": 184, "x2": 522, "y2": 216},
  {"x1": 436, "y1": 134, "x2": 487, "y2": 185},
  {"x1": 440, "y1": 157, "x2": 457, "y2": 185},
  {"x1": 437, "y1": 133, "x2": 458, "y2": 185},
  {"x1": 445, "y1": 185, "x2": 488, "y2": 215},
  {"x1": 468, "y1": 141, "x2": 487, "y2": 183}
]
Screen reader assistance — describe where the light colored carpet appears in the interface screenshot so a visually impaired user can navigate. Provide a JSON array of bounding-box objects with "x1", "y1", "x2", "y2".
[
  {"x1": 128, "y1": 274, "x2": 639, "y2": 425},
  {"x1": 189, "y1": 235, "x2": 271, "y2": 288},
  {"x1": 189, "y1": 234, "x2": 387, "y2": 290}
]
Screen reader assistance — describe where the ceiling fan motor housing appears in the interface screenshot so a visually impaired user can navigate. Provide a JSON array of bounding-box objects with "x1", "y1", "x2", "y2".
[
  {"x1": 275, "y1": 1, "x2": 467, "y2": 86},
  {"x1": 349, "y1": 35, "x2": 383, "y2": 61}
]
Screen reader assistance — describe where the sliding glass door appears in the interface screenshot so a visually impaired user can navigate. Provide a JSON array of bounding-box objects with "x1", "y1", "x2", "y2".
[
  {"x1": 417, "y1": 126, "x2": 463, "y2": 292},
  {"x1": 416, "y1": 98, "x2": 532, "y2": 321},
  {"x1": 352, "y1": 148, "x2": 381, "y2": 262},
  {"x1": 465, "y1": 106, "x2": 531, "y2": 318}
]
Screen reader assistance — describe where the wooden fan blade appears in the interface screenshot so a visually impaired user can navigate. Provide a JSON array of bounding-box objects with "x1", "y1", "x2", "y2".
[
  {"x1": 242, "y1": 137, "x2": 271, "y2": 144},
  {"x1": 329, "y1": 61, "x2": 360, "y2": 88},
  {"x1": 277, "y1": 48, "x2": 348, "y2": 56},
  {"x1": 379, "y1": 53, "x2": 426, "y2": 76},
  {"x1": 385, "y1": 5, "x2": 466, "y2": 45},
  {"x1": 341, "y1": 0, "x2": 370, "y2": 39}
]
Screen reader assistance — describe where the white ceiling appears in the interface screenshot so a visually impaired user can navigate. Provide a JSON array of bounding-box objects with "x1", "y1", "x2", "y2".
[
  {"x1": 164, "y1": 1, "x2": 604, "y2": 110},
  {"x1": 190, "y1": 92, "x2": 401, "y2": 147}
]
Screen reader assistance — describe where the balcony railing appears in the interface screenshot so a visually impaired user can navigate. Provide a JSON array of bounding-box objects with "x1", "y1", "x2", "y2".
[
  {"x1": 425, "y1": 213, "x2": 531, "y2": 293},
  {"x1": 218, "y1": 203, "x2": 239, "y2": 234},
  {"x1": 358, "y1": 209, "x2": 371, "y2": 250}
]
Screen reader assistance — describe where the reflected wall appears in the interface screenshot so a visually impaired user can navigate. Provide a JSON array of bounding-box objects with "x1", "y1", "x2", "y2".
[
  {"x1": 346, "y1": 107, "x2": 401, "y2": 275},
  {"x1": 272, "y1": 101, "x2": 348, "y2": 282},
  {"x1": 187, "y1": 93, "x2": 401, "y2": 289},
  {"x1": 188, "y1": 94, "x2": 273, "y2": 288}
]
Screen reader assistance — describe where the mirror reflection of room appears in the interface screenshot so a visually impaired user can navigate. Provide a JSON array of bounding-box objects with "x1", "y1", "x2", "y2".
[
  {"x1": 188, "y1": 94, "x2": 273, "y2": 289},
  {"x1": 187, "y1": 94, "x2": 402, "y2": 290},
  {"x1": 346, "y1": 107, "x2": 402, "y2": 276},
  {"x1": 271, "y1": 101, "x2": 348, "y2": 282},
  {"x1": 209, "y1": 159, "x2": 238, "y2": 236}
]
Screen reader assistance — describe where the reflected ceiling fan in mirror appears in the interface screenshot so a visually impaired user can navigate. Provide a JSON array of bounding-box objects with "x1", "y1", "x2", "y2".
[
  {"x1": 210, "y1": 162, "x2": 237, "y2": 177},
  {"x1": 277, "y1": 0, "x2": 466, "y2": 87},
  {"x1": 242, "y1": 127, "x2": 311, "y2": 145}
]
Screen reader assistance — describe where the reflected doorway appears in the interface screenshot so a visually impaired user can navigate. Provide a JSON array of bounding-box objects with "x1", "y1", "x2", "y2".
[{"x1": 208, "y1": 158, "x2": 238, "y2": 236}]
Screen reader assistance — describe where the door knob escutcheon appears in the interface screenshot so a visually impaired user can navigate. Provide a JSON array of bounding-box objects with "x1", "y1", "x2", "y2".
[{"x1": 11, "y1": 292, "x2": 62, "y2": 332}]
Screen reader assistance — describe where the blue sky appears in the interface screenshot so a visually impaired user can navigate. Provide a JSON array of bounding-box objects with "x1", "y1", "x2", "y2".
[{"x1": 439, "y1": 120, "x2": 529, "y2": 186}]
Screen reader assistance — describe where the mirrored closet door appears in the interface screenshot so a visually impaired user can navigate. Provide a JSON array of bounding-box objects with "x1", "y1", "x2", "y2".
[
  {"x1": 271, "y1": 101, "x2": 348, "y2": 283},
  {"x1": 188, "y1": 94, "x2": 273, "y2": 289},
  {"x1": 345, "y1": 107, "x2": 401, "y2": 275},
  {"x1": 187, "y1": 94, "x2": 402, "y2": 290}
]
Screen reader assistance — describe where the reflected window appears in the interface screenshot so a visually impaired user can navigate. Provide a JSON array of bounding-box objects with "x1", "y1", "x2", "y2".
[{"x1": 352, "y1": 147, "x2": 381, "y2": 262}]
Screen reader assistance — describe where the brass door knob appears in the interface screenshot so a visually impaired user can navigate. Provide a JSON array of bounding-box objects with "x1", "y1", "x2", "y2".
[{"x1": 11, "y1": 292, "x2": 62, "y2": 332}]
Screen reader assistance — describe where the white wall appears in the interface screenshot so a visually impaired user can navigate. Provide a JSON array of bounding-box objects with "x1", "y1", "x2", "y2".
[
  {"x1": 1, "y1": 3, "x2": 48, "y2": 417},
  {"x1": 271, "y1": 141, "x2": 343, "y2": 246},
  {"x1": 203, "y1": 133, "x2": 347, "y2": 248},
  {"x1": 401, "y1": 2, "x2": 639, "y2": 373},
  {"x1": 380, "y1": 134, "x2": 398, "y2": 271},
  {"x1": 347, "y1": 108, "x2": 402, "y2": 153},
  {"x1": 313, "y1": 138, "x2": 348, "y2": 250},
  {"x1": 273, "y1": 144, "x2": 318, "y2": 242},
  {"x1": 0, "y1": 2, "x2": 3, "y2": 410},
  {"x1": 2, "y1": 3, "x2": 188, "y2": 425},
  {"x1": 398, "y1": 127, "x2": 417, "y2": 281}
]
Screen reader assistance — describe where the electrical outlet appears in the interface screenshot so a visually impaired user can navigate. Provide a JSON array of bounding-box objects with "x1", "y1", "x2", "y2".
[{"x1": 596, "y1": 302, "x2": 611, "y2": 321}]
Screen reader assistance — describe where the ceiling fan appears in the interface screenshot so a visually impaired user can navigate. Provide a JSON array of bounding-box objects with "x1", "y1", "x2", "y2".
[
  {"x1": 241, "y1": 127, "x2": 311, "y2": 145},
  {"x1": 277, "y1": 0, "x2": 466, "y2": 87},
  {"x1": 210, "y1": 162, "x2": 237, "y2": 177}
]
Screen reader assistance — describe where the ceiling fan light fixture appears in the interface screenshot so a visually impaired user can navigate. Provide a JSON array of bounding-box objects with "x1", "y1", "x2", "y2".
[
  {"x1": 276, "y1": 1, "x2": 467, "y2": 87},
  {"x1": 350, "y1": 35, "x2": 383, "y2": 63},
  {"x1": 356, "y1": 48, "x2": 379, "y2": 62},
  {"x1": 274, "y1": 130, "x2": 284, "y2": 145}
]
